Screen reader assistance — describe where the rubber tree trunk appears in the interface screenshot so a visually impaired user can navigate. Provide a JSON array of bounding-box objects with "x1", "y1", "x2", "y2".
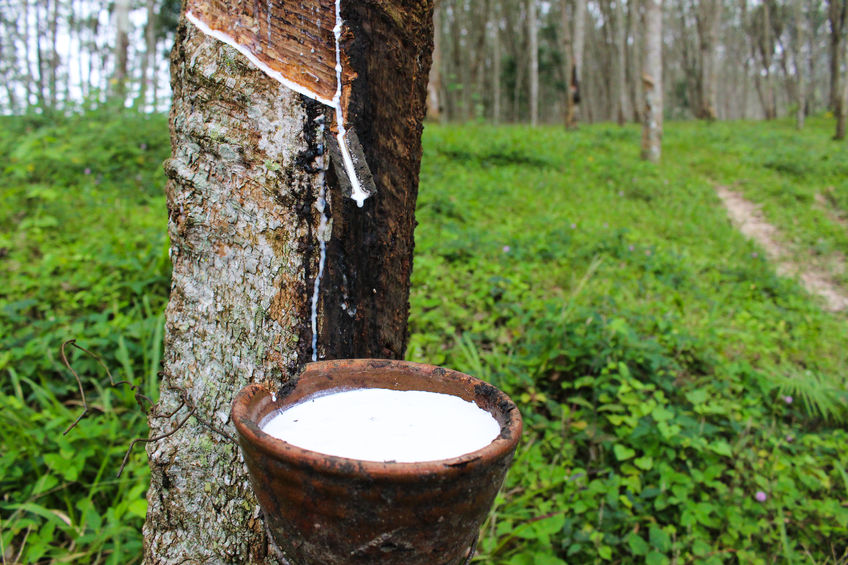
[
  {"x1": 641, "y1": 0, "x2": 662, "y2": 162},
  {"x1": 572, "y1": 0, "x2": 587, "y2": 124},
  {"x1": 139, "y1": 0, "x2": 157, "y2": 109},
  {"x1": 529, "y1": 0, "x2": 539, "y2": 126},
  {"x1": 696, "y1": 0, "x2": 721, "y2": 120},
  {"x1": 560, "y1": 0, "x2": 575, "y2": 128},
  {"x1": 838, "y1": 14, "x2": 848, "y2": 139},
  {"x1": 828, "y1": 0, "x2": 846, "y2": 112},
  {"x1": 793, "y1": 0, "x2": 806, "y2": 129},
  {"x1": 113, "y1": 0, "x2": 130, "y2": 102},
  {"x1": 614, "y1": 0, "x2": 628, "y2": 125},
  {"x1": 143, "y1": 1, "x2": 434, "y2": 562},
  {"x1": 427, "y1": 0, "x2": 442, "y2": 122}
]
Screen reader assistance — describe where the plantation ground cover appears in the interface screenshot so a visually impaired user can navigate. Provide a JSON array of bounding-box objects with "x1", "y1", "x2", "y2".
[{"x1": 1, "y1": 110, "x2": 847, "y2": 563}]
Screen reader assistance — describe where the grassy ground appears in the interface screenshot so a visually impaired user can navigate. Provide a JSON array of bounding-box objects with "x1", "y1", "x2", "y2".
[{"x1": 1, "y1": 111, "x2": 847, "y2": 563}]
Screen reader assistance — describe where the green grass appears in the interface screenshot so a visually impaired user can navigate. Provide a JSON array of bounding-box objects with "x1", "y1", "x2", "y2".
[
  {"x1": 410, "y1": 119, "x2": 848, "y2": 563},
  {"x1": 2, "y1": 110, "x2": 847, "y2": 563},
  {"x1": 668, "y1": 117, "x2": 848, "y2": 285},
  {"x1": 0, "y1": 110, "x2": 170, "y2": 563}
]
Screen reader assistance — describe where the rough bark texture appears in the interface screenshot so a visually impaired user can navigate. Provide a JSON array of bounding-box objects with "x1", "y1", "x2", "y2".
[
  {"x1": 641, "y1": 0, "x2": 662, "y2": 162},
  {"x1": 143, "y1": 0, "x2": 434, "y2": 561},
  {"x1": 696, "y1": 0, "x2": 721, "y2": 120},
  {"x1": 839, "y1": 16, "x2": 848, "y2": 139},
  {"x1": 560, "y1": 0, "x2": 575, "y2": 128},
  {"x1": 793, "y1": 0, "x2": 806, "y2": 129},
  {"x1": 427, "y1": 0, "x2": 443, "y2": 121},
  {"x1": 828, "y1": 0, "x2": 846, "y2": 112},
  {"x1": 114, "y1": 0, "x2": 130, "y2": 99},
  {"x1": 613, "y1": 0, "x2": 627, "y2": 125},
  {"x1": 572, "y1": 0, "x2": 586, "y2": 123}
]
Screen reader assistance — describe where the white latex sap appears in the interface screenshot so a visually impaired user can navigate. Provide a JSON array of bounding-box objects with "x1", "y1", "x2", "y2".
[{"x1": 262, "y1": 388, "x2": 501, "y2": 462}]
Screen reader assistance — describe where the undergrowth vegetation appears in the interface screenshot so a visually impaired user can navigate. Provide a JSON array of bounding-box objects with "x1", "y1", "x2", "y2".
[{"x1": 2, "y1": 110, "x2": 847, "y2": 563}]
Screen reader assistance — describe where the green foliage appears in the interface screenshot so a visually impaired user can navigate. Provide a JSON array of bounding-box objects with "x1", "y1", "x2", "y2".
[
  {"x1": 0, "y1": 109, "x2": 170, "y2": 562},
  {"x1": 670, "y1": 117, "x2": 848, "y2": 286},
  {"x1": 2, "y1": 111, "x2": 848, "y2": 562},
  {"x1": 410, "y1": 120, "x2": 848, "y2": 562}
]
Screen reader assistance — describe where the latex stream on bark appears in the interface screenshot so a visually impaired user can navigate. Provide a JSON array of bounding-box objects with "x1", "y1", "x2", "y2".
[{"x1": 185, "y1": 2, "x2": 372, "y2": 207}]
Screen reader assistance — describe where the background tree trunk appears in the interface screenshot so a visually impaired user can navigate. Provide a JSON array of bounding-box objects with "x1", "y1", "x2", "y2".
[
  {"x1": 561, "y1": 0, "x2": 575, "y2": 127},
  {"x1": 828, "y1": 0, "x2": 846, "y2": 111},
  {"x1": 838, "y1": 9, "x2": 848, "y2": 138},
  {"x1": 696, "y1": 0, "x2": 721, "y2": 120},
  {"x1": 642, "y1": 0, "x2": 663, "y2": 161},
  {"x1": 140, "y1": 0, "x2": 157, "y2": 109},
  {"x1": 428, "y1": 0, "x2": 443, "y2": 121},
  {"x1": 529, "y1": 0, "x2": 539, "y2": 126},
  {"x1": 48, "y1": 0, "x2": 59, "y2": 109},
  {"x1": 492, "y1": 2, "x2": 502, "y2": 124},
  {"x1": 614, "y1": 0, "x2": 628, "y2": 124},
  {"x1": 626, "y1": 0, "x2": 643, "y2": 123},
  {"x1": 793, "y1": 0, "x2": 807, "y2": 128},
  {"x1": 572, "y1": 0, "x2": 587, "y2": 123},
  {"x1": 143, "y1": 1, "x2": 434, "y2": 561},
  {"x1": 113, "y1": 0, "x2": 130, "y2": 102}
]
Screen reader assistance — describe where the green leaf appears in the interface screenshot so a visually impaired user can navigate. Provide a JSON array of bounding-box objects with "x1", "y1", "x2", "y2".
[
  {"x1": 692, "y1": 538, "x2": 712, "y2": 557},
  {"x1": 651, "y1": 405, "x2": 674, "y2": 422},
  {"x1": 646, "y1": 551, "x2": 669, "y2": 565},
  {"x1": 709, "y1": 440, "x2": 733, "y2": 457},
  {"x1": 598, "y1": 545, "x2": 613, "y2": 560},
  {"x1": 685, "y1": 389, "x2": 708, "y2": 406},
  {"x1": 649, "y1": 525, "x2": 671, "y2": 552},
  {"x1": 614, "y1": 444, "x2": 636, "y2": 461},
  {"x1": 634, "y1": 456, "x2": 654, "y2": 470},
  {"x1": 128, "y1": 498, "x2": 148, "y2": 519},
  {"x1": 627, "y1": 533, "x2": 650, "y2": 556}
]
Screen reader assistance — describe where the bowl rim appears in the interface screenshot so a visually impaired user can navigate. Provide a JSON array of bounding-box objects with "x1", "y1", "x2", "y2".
[{"x1": 231, "y1": 358, "x2": 523, "y2": 479}]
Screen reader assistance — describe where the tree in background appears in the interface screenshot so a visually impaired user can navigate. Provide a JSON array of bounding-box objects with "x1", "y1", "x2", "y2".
[
  {"x1": 529, "y1": 0, "x2": 540, "y2": 126},
  {"x1": 828, "y1": 0, "x2": 846, "y2": 113},
  {"x1": 642, "y1": 0, "x2": 663, "y2": 161},
  {"x1": 560, "y1": 0, "x2": 576, "y2": 127},
  {"x1": 0, "y1": 0, "x2": 179, "y2": 113},
  {"x1": 112, "y1": 0, "x2": 130, "y2": 101},
  {"x1": 696, "y1": 0, "x2": 722, "y2": 119},
  {"x1": 142, "y1": 1, "x2": 434, "y2": 560},
  {"x1": 1, "y1": 0, "x2": 847, "y2": 131},
  {"x1": 838, "y1": 0, "x2": 848, "y2": 138}
]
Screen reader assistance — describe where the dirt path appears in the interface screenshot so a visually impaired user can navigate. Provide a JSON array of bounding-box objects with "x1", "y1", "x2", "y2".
[{"x1": 714, "y1": 185, "x2": 848, "y2": 313}]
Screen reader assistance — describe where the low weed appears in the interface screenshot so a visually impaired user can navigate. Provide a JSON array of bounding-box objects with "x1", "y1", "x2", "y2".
[{"x1": 411, "y1": 120, "x2": 848, "y2": 563}]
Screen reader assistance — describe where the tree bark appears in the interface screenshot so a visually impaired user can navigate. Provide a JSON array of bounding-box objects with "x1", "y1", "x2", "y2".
[
  {"x1": 113, "y1": 0, "x2": 131, "y2": 102},
  {"x1": 48, "y1": 0, "x2": 59, "y2": 109},
  {"x1": 626, "y1": 0, "x2": 643, "y2": 123},
  {"x1": 140, "y1": 0, "x2": 157, "y2": 109},
  {"x1": 560, "y1": 0, "x2": 575, "y2": 127},
  {"x1": 22, "y1": 0, "x2": 33, "y2": 108},
  {"x1": 35, "y1": 0, "x2": 48, "y2": 110},
  {"x1": 614, "y1": 0, "x2": 628, "y2": 124},
  {"x1": 493, "y1": 1, "x2": 502, "y2": 124},
  {"x1": 828, "y1": 0, "x2": 846, "y2": 112},
  {"x1": 143, "y1": 1, "x2": 434, "y2": 562},
  {"x1": 427, "y1": 0, "x2": 443, "y2": 121},
  {"x1": 528, "y1": 0, "x2": 539, "y2": 126},
  {"x1": 838, "y1": 9, "x2": 848, "y2": 138},
  {"x1": 642, "y1": 0, "x2": 662, "y2": 162},
  {"x1": 696, "y1": 0, "x2": 721, "y2": 120},
  {"x1": 792, "y1": 0, "x2": 806, "y2": 129},
  {"x1": 572, "y1": 0, "x2": 587, "y2": 123}
]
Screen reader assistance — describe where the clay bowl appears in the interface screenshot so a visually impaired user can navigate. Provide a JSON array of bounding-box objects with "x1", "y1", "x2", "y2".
[{"x1": 231, "y1": 358, "x2": 522, "y2": 565}]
